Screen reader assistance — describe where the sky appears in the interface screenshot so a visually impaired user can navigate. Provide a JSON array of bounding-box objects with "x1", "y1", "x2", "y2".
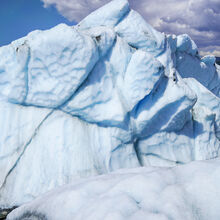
[
  {"x1": 0, "y1": 0, "x2": 75, "y2": 46},
  {"x1": 1, "y1": 0, "x2": 220, "y2": 57}
]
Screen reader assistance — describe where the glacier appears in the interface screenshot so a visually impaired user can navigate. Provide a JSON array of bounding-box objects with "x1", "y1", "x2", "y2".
[{"x1": 0, "y1": 0, "x2": 219, "y2": 215}]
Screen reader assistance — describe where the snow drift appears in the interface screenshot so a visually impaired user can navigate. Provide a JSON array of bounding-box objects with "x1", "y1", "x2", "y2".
[{"x1": 7, "y1": 158, "x2": 220, "y2": 220}]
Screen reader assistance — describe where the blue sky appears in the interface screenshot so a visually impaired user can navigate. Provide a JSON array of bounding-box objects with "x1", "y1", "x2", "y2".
[
  {"x1": 1, "y1": 0, "x2": 220, "y2": 56},
  {"x1": 0, "y1": 0, "x2": 75, "y2": 46}
]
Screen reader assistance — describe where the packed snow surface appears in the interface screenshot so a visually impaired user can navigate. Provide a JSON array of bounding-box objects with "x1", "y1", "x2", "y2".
[
  {"x1": 0, "y1": 0, "x2": 219, "y2": 208},
  {"x1": 7, "y1": 159, "x2": 220, "y2": 220}
]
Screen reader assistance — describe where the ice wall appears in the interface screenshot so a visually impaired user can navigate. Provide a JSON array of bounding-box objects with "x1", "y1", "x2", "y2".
[{"x1": 0, "y1": 0, "x2": 219, "y2": 207}]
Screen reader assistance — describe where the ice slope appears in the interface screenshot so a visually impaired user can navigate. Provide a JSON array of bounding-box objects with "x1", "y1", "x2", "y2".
[
  {"x1": 170, "y1": 34, "x2": 220, "y2": 97},
  {"x1": 137, "y1": 79, "x2": 220, "y2": 167},
  {"x1": 7, "y1": 158, "x2": 220, "y2": 220},
  {"x1": 0, "y1": 111, "x2": 139, "y2": 206},
  {"x1": 0, "y1": 0, "x2": 219, "y2": 207},
  {"x1": 0, "y1": 102, "x2": 51, "y2": 188}
]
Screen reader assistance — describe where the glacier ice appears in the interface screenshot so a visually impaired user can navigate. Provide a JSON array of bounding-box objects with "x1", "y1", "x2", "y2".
[
  {"x1": 0, "y1": 111, "x2": 139, "y2": 206},
  {"x1": 115, "y1": 9, "x2": 165, "y2": 56},
  {"x1": 0, "y1": 24, "x2": 99, "y2": 107},
  {"x1": 77, "y1": 0, "x2": 130, "y2": 29},
  {"x1": 176, "y1": 34, "x2": 198, "y2": 56},
  {"x1": 121, "y1": 50, "x2": 164, "y2": 111},
  {"x1": 0, "y1": 102, "x2": 51, "y2": 188},
  {"x1": 7, "y1": 159, "x2": 220, "y2": 220},
  {"x1": 0, "y1": 0, "x2": 219, "y2": 209}
]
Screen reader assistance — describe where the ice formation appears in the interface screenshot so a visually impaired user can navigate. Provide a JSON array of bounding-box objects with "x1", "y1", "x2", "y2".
[{"x1": 0, "y1": 0, "x2": 219, "y2": 211}]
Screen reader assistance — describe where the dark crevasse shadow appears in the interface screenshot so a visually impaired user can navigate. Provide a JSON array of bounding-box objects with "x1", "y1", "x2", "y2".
[
  {"x1": 131, "y1": 74, "x2": 168, "y2": 118},
  {"x1": 172, "y1": 118, "x2": 204, "y2": 139}
]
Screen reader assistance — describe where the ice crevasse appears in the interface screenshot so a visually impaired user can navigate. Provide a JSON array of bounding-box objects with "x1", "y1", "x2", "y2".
[{"x1": 0, "y1": 0, "x2": 219, "y2": 209}]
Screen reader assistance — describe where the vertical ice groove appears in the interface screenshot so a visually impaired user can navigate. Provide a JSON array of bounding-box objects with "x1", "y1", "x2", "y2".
[
  {"x1": 22, "y1": 43, "x2": 31, "y2": 103},
  {"x1": 133, "y1": 139, "x2": 143, "y2": 166},
  {"x1": 0, "y1": 110, "x2": 54, "y2": 189}
]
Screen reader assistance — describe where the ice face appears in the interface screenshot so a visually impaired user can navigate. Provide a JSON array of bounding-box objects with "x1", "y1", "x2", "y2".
[
  {"x1": 0, "y1": 42, "x2": 27, "y2": 103},
  {"x1": 0, "y1": 24, "x2": 99, "y2": 108},
  {"x1": 120, "y1": 50, "x2": 164, "y2": 111},
  {"x1": 176, "y1": 34, "x2": 198, "y2": 56},
  {"x1": 7, "y1": 159, "x2": 220, "y2": 220},
  {"x1": 77, "y1": 0, "x2": 130, "y2": 29},
  {"x1": 115, "y1": 10, "x2": 165, "y2": 56},
  {"x1": 0, "y1": 0, "x2": 219, "y2": 207},
  {"x1": 0, "y1": 102, "x2": 51, "y2": 188},
  {"x1": 172, "y1": 36, "x2": 220, "y2": 97}
]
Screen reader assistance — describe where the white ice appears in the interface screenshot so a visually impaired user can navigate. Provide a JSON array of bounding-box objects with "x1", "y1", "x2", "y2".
[{"x1": 0, "y1": 0, "x2": 219, "y2": 208}]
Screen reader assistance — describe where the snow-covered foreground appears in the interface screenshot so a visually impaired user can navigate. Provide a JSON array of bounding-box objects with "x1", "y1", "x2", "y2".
[
  {"x1": 7, "y1": 158, "x2": 220, "y2": 220},
  {"x1": 0, "y1": 0, "x2": 219, "y2": 210}
]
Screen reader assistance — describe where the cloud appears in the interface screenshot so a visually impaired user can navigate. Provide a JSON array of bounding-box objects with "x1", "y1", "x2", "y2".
[
  {"x1": 130, "y1": 0, "x2": 220, "y2": 56},
  {"x1": 199, "y1": 45, "x2": 220, "y2": 57},
  {"x1": 41, "y1": 0, "x2": 220, "y2": 56},
  {"x1": 41, "y1": 0, "x2": 112, "y2": 21}
]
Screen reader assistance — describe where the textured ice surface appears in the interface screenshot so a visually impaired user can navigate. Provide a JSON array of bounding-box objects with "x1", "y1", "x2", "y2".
[
  {"x1": 0, "y1": 24, "x2": 99, "y2": 108},
  {"x1": 176, "y1": 34, "x2": 198, "y2": 56},
  {"x1": 0, "y1": 0, "x2": 219, "y2": 208},
  {"x1": 0, "y1": 111, "x2": 139, "y2": 207},
  {"x1": 7, "y1": 159, "x2": 220, "y2": 220},
  {"x1": 176, "y1": 50, "x2": 220, "y2": 97},
  {"x1": 115, "y1": 9, "x2": 165, "y2": 56},
  {"x1": 78, "y1": 0, "x2": 129, "y2": 30},
  {"x1": 121, "y1": 50, "x2": 164, "y2": 111},
  {"x1": 0, "y1": 101, "x2": 51, "y2": 188}
]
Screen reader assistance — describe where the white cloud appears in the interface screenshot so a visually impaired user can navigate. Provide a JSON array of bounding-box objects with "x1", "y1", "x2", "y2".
[
  {"x1": 199, "y1": 45, "x2": 220, "y2": 57},
  {"x1": 41, "y1": 0, "x2": 112, "y2": 22},
  {"x1": 200, "y1": 50, "x2": 220, "y2": 57},
  {"x1": 41, "y1": 0, "x2": 220, "y2": 55}
]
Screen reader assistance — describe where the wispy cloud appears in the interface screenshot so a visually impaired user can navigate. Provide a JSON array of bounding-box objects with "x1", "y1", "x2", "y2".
[
  {"x1": 41, "y1": 0, "x2": 220, "y2": 56},
  {"x1": 199, "y1": 45, "x2": 220, "y2": 57},
  {"x1": 41, "y1": 0, "x2": 112, "y2": 21}
]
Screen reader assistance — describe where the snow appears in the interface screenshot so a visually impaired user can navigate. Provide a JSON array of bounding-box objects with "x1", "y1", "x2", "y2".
[
  {"x1": 7, "y1": 159, "x2": 220, "y2": 220},
  {"x1": 0, "y1": 0, "x2": 219, "y2": 210}
]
